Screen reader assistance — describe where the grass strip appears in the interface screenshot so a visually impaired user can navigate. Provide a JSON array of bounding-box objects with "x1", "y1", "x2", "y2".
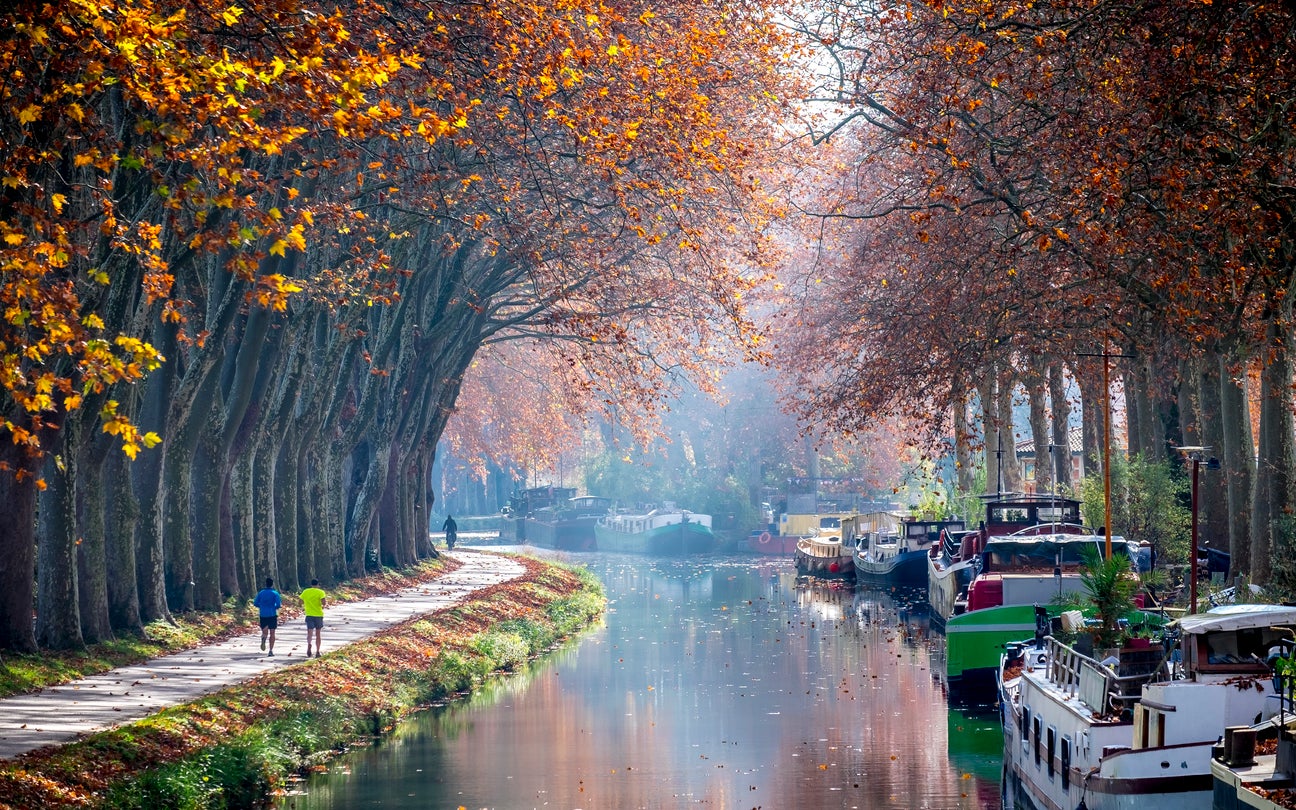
[{"x1": 0, "y1": 555, "x2": 604, "y2": 810}]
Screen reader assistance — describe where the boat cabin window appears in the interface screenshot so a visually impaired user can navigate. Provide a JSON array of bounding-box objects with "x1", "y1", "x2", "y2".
[
  {"x1": 1036, "y1": 506, "x2": 1075, "y2": 523},
  {"x1": 1199, "y1": 627, "x2": 1281, "y2": 670},
  {"x1": 988, "y1": 502, "x2": 1081, "y2": 525},
  {"x1": 1060, "y1": 737, "x2": 1072, "y2": 790},
  {"x1": 1046, "y1": 727, "x2": 1056, "y2": 779},
  {"x1": 992, "y1": 507, "x2": 1031, "y2": 524},
  {"x1": 820, "y1": 517, "x2": 841, "y2": 530},
  {"x1": 982, "y1": 540, "x2": 1115, "y2": 571},
  {"x1": 1032, "y1": 715, "x2": 1043, "y2": 768}
]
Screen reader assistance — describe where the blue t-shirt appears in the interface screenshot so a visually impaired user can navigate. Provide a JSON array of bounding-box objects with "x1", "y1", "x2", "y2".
[{"x1": 253, "y1": 588, "x2": 281, "y2": 618}]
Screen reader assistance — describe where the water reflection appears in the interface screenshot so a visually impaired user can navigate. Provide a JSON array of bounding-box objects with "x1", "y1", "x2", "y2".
[{"x1": 278, "y1": 553, "x2": 1000, "y2": 809}]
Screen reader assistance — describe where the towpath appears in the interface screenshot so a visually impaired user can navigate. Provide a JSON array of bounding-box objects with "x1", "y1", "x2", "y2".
[{"x1": 0, "y1": 550, "x2": 525, "y2": 761}]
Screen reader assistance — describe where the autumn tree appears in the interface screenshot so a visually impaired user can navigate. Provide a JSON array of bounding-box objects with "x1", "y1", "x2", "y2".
[
  {"x1": 779, "y1": 0, "x2": 1296, "y2": 585},
  {"x1": 0, "y1": 0, "x2": 801, "y2": 650}
]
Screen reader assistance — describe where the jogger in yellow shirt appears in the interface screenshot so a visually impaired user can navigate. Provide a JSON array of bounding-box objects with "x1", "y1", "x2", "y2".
[{"x1": 300, "y1": 579, "x2": 327, "y2": 658}]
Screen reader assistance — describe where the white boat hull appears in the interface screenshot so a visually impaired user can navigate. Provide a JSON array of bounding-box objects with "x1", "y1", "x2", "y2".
[{"x1": 1001, "y1": 637, "x2": 1279, "y2": 810}]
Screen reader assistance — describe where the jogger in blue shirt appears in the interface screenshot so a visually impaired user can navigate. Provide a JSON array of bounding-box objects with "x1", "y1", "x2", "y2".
[{"x1": 253, "y1": 578, "x2": 282, "y2": 656}]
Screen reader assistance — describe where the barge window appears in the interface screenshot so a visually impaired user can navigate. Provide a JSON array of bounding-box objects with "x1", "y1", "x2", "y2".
[
  {"x1": 1021, "y1": 707, "x2": 1032, "y2": 757},
  {"x1": 1046, "y1": 726, "x2": 1056, "y2": 779},
  {"x1": 1032, "y1": 715, "x2": 1042, "y2": 768},
  {"x1": 1061, "y1": 737, "x2": 1072, "y2": 790}
]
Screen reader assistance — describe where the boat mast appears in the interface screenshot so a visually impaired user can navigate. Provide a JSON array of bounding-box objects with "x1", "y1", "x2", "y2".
[
  {"x1": 1102, "y1": 348, "x2": 1112, "y2": 559},
  {"x1": 1079, "y1": 344, "x2": 1130, "y2": 561},
  {"x1": 995, "y1": 431, "x2": 1005, "y2": 497}
]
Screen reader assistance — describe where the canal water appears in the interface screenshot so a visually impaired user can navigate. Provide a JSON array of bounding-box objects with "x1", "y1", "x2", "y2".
[{"x1": 275, "y1": 552, "x2": 1003, "y2": 809}]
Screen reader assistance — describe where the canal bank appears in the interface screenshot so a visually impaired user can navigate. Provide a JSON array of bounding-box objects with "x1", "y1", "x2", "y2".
[
  {"x1": 0, "y1": 552, "x2": 605, "y2": 809},
  {"x1": 280, "y1": 553, "x2": 998, "y2": 809}
]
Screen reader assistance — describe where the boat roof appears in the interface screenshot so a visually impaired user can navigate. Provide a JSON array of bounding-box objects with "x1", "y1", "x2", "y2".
[
  {"x1": 1174, "y1": 603, "x2": 1296, "y2": 635},
  {"x1": 983, "y1": 533, "x2": 1129, "y2": 549},
  {"x1": 905, "y1": 515, "x2": 964, "y2": 525},
  {"x1": 977, "y1": 491, "x2": 1081, "y2": 506},
  {"x1": 849, "y1": 511, "x2": 902, "y2": 530}
]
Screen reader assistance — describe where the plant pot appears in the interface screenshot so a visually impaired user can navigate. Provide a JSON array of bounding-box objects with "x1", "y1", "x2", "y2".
[{"x1": 1125, "y1": 636, "x2": 1151, "y2": 649}]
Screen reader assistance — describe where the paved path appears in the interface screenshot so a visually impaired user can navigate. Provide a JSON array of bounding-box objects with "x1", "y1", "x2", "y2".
[{"x1": 0, "y1": 551, "x2": 525, "y2": 761}]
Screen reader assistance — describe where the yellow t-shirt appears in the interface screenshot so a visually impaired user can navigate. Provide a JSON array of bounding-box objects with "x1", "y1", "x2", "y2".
[{"x1": 301, "y1": 587, "x2": 326, "y2": 618}]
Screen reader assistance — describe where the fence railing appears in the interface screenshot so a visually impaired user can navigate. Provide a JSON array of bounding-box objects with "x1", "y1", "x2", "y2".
[{"x1": 1043, "y1": 636, "x2": 1170, "y2": 716}]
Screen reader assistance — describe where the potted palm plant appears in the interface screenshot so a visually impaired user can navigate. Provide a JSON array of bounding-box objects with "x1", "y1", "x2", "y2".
[{"x1": 1078, "y1": 544, "x2": 1139, "y2": 652}]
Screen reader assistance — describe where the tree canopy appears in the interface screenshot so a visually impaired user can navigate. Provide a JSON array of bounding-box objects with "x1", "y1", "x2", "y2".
[{"x1": 0, "y1": 0, "x2": 799, "y2": 651}]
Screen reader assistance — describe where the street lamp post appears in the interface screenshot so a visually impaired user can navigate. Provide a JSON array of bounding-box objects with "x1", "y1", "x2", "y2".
[{"x1": 1178, "y1": 446, "x2": 1221, "y2": 615}]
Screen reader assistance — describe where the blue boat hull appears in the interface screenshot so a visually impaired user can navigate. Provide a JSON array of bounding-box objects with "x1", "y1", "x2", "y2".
[{"x1": 853, "y1": 549, "x2": 929, "y2": 587}]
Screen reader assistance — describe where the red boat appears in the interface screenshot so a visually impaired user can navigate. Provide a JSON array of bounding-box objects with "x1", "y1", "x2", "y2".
[{"x1": 746, "y1": 529, "x2": 799, "y2": 555}]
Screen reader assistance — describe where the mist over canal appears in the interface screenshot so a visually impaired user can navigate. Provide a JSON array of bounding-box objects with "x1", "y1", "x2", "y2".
[{"x1": 277, "y1": 552, "x2": 1002, "y2": 809}]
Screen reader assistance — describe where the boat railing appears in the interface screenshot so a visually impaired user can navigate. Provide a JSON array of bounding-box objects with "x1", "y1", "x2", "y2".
[
  {"x1": 941, "y1": 530, "x2": 962, "y2": 558},
  {"x1": 1007, "y1": 522, "x2": 1090, "y2": 537},
  {"x1": 799, "y1": 536, "x2": 845, "y2": 558},
  {"x1": 1043, "y1": 636, "x2": 1168, "y2": 717}
]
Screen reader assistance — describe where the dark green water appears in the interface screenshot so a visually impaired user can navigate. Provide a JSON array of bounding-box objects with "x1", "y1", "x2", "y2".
[{"x1": 275, "y1": 552, "x2": 1002, "y2": 809}]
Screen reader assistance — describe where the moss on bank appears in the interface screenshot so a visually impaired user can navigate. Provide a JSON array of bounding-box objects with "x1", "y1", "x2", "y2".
[{"x1": 0, "y1": 555, "x2": 604, "y2": 810}]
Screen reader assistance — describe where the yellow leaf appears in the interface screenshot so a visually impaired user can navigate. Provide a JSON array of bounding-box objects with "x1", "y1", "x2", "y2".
[
  {"x1": 51, "y1": 193, "x2": 66, "y2": 213},
  {"x1": 18, "y1": 104, "x2": 41, "y2": 124},
  {"x1": 4, "y1": 233, "x2": 22, "y2": 246},
  {"x1": 271, "y1": 56, "x2": 285, "y2": 78},
  {"x1": 222, "y1": 5, "x2": 243, "y2": 25},
  {"x1": 269, "y1": 239, "x2": 287, "y2": 257}
]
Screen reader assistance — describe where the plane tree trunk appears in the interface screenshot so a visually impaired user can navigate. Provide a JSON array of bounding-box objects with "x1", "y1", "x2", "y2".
[
  {"x1": 1026, "y1": 361, "x2": 1052, "y2": 493},
  {"x1": 1194, "y1": 349, "x2": 1230, "y2": 559},
  {"x1": 36, "y1": 420, "x2": 83, "y2": 650},
  {"x1": 1251, "y1": 314, "x2": 1296, "y2": 585},
  {"x1": 951, "y1": 377, "x2": 976, "y2": 493},
  {"x1": 1219, "y1": 345, "x2": 1254, "y2": 578},
  {"x1": 997, "y1": 367, "x2": 1022, "y2": 492},
  {"x1": 1048, "y1": 361, "x2": 1073, "y2": 492}
]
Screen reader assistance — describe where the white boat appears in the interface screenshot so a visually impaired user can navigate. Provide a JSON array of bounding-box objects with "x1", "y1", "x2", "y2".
[
  {"x1": 1001, "y1": 603, "x2": 1296, "y2": 810},
  {"x1": 594, "y1": 504, "x2": 716, "y2": 554},
  {"x1": 794, "y1": 519, "x2": 855, "y2": 579}
]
